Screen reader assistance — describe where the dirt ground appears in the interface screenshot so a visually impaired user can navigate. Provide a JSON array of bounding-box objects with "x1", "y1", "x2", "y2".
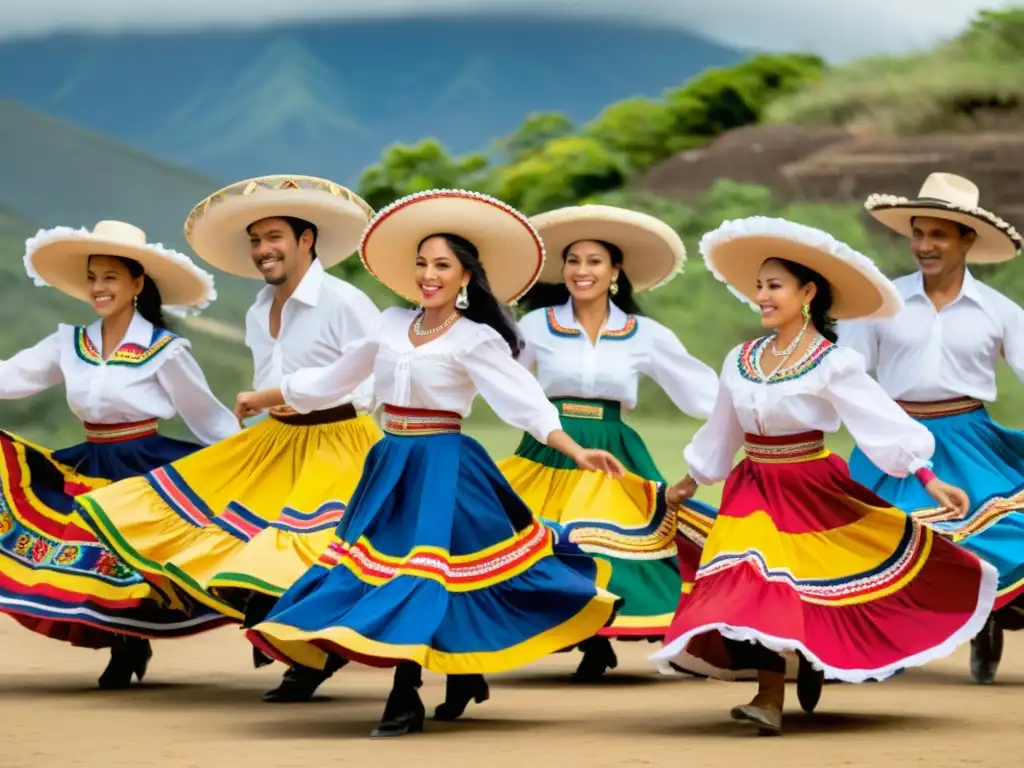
[{"x1": 2, "y1": 622, "x2": 1022, "y2": 768}]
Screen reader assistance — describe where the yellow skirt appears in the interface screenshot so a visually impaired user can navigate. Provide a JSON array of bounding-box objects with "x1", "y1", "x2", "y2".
[{"x1": 75, "y1": 408, "x2": 381, "y2": 620}]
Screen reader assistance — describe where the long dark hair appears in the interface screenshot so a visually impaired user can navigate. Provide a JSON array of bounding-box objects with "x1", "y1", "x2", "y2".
[
  {"x1": 519, "y1": 239, "x2": 643, "y2": 315},
  {"x1": 89, "y1": 255, "x2": 170, "y2": 330},
  {"x1": 770, "y1": 258, "x2": 837, "y2": 343},
  {"x1": 418, "y1": 233, "x2": 524, "y2": 358}
]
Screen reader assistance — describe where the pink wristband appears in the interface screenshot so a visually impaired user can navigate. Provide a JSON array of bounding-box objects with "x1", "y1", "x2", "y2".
[{"x1": 914, "y1": 467, "x2": 937, "y2": 486}]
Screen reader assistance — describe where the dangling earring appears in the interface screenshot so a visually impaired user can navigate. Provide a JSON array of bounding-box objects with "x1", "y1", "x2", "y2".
[
  {"x1": 455, "y1": 285, "x2": 469, "y2": 310},
  {"x1": 609, "y1": 280, "x2": 619, "y2": 296},
  {"x1": 133, "y1": 294, "x2": 139, "y2": 307},
  {"x1": 801, "y1": 303, "x2": 810, "y2": 320}
]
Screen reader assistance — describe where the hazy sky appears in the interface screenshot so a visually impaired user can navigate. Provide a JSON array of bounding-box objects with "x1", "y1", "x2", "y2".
[{"x1": 0, "y1": 0, "x2": 1014, "y2": 60}]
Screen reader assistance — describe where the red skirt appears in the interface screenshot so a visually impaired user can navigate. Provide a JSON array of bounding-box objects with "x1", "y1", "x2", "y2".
[{"x1": 650, "y1": 431, "x2": 997, "y2": 682}]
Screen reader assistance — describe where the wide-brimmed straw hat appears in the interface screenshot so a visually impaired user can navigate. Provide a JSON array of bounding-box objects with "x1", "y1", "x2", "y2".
[
  {"x1": 865, "y1": 172, "x2": 1022, "y2": 263},
  {"x1": 700, "y1": 216, "x2": 902, "y2": 321},
  {"x1": 24, "y1": 220, "x2": 216, "y2": 309},
  {"x1": 359, "y1": 189, "x2": 544, "y2": 304},
  {"x1": 530, "y1": 204, "x2": 685, "y2": 292},
  {"x1": 184, "y1": 175, "x2": 375, "y2": 279}
]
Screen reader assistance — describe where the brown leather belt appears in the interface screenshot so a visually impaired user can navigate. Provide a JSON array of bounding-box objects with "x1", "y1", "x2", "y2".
[{"x1": 269, "y1": 403, "x2": 357, "y2": 426}]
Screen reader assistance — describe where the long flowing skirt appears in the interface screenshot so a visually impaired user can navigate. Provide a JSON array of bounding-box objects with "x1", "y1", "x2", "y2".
[
  {"x1": 248, "y1": 406, "x2": 621, "y2": 675},
  {"x1": 76, "y1": 405, "x2": 381, "y2": 620},
  {"x1": 0, "y1": 422, "x2": 230, "y2": 647},
  {"x1": 651, "y1": 431, "x2": 997, "y2": 682},
  {"x1": 849, "y1": 398, "x2": 1024, "y2": 629},
  {"x1": 498, "y1": 397, "x2": 717, "y2": 639}
]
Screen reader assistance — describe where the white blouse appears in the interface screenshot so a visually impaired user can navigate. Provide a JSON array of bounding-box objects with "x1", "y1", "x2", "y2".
[
  {"x1": 0, "y1": 312, "x2": 240, "y2": 446},
  {"x1": 837, "y1": 270, "x2": 1024, "y2": 402},
  {"x1": 683, "y1": 336, "x2": 935, "y2": 486},
  {"x1": 281, "y1": 307, "x2": 563, "y2": 444},
  {"x1": 517, "y1": 300, "x2": 719, "y2": 418}
]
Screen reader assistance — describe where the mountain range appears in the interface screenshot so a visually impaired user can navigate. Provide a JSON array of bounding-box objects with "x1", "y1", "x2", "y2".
[{"x1": 0, "y1": 16, "x2": 746, "y2": 184}]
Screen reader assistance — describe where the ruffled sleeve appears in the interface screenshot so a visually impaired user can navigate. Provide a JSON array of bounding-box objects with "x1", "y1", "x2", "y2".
[
  {"x1": 819, "y1": 347, "x2": 934, "y2": 477},
  {"x1": 682, "y1": 346, "x2": 745, "y2": 485},
  {"x1": 155, "y1": 343, "x2": 240, "y2": 445},
  {"x1": 0, "y1": 329, "x2": 63, "y2": 399},
  {"x1": 637, "y1": 319, "x2": 719, "y2": 420},
  {"x1": 463, "y1": 329, "x2": 562, "y2": 444},
  {"x1": 281, "y1": 336, "x2": 380, "y2": 415}
]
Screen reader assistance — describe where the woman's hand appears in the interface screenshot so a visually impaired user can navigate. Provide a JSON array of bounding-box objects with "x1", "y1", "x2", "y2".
[
  {"x1": 924, "y1": 477, "x2": 970, "y2": 520},
  {"x1": 234, "y1": 388, "x2": 283, "y2": 422},
  {"x1": 666, "y1": 475, "x2": 698, "y2": 511},
  {"x1": 574, "y1": 448, "x2": 625, "y2": 477}
]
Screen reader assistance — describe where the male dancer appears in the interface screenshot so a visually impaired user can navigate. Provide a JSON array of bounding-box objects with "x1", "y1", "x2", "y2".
[{"x1": 839, "y1": 172, "x2": 1024, "y2": 684}]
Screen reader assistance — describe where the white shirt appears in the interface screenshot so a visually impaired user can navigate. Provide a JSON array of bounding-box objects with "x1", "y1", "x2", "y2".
[
  {"x1": 281, "y1": 307, "x2": 563, "y2": 444},
  {"x1": 684, "y1": 336, "x2": 935, "y2": 486},
  {"x1": 0, "y1": 312, "x2": 239, "y2": 445},
  {"x1": 245, "y1": 259, "x2": 379, "y2": 413},
  {"x1": 518, "y1": 300, "x2": 719, "y2": 418},
  {"x1": 837, "y1": 270, "x2": 1024, "y2": 402}
]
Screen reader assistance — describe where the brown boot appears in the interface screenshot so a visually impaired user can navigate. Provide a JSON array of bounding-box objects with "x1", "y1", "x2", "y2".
[{"x1": 730, "y1": 671, "x2": 784, "y2": 735}]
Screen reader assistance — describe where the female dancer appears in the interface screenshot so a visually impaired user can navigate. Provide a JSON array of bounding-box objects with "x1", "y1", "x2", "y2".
[
  {"x1": 236, "y1": 189, "x2": 624, "y2": 738},
  {"x1": 652, "y1": 216, "x2": 997, "y2": 735},
  {"x1": 499, "y1": 204, "x2": 719, "y2": 679},
  {"x1": 0, "y1": 220, "x2": 239, "y2": 687}
]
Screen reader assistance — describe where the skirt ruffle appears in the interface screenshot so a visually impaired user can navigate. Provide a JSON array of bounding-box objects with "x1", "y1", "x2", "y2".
[
  {"x1": 849, "y1": 404, "x2": 1024, "y2": 628},
  {"x1": 498, "y1": 398, "x2": 716, "y2": 638},
  {"x1": 76, "y1": 414, "x2": 381, "y2": 620},
  {"x1": 0, "y1": 430, "x2": 229, "y2": 647},
  {"x1": 248, "y1": 429, "x2": 621, "y2": 675},
  {"x1": 651, "y1": 433, "x2": 997, "y2": 682}
]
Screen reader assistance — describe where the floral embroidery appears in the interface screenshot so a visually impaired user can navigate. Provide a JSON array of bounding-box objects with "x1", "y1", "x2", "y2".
[
  {"x1": 55, "y1": 546, "x2": 81, "y2": 566},
  {"x1": 74, "y1": 326, "x2": 177, "y2": 367},
  {"x1": 94, "y1": 550, "x2": 134, "y2": 579},
  {"x1": 737, "y1": 335, "x2": 836, "y2": 384},
  {"x1": 0, "y1": 510, "x2": 11, "y2": 536},
  {"x1": 545, "y1": 307, "x2": 639, "y2": 341}
]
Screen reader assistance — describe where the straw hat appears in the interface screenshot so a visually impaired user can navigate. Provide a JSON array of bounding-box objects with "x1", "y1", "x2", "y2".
[
  {"x1": 24, "y1": 221, "x2": 216, "y2": 309},
  {"x1": 865, "y1": 172, "x2": 1022, "y2": 263},
  {"x1": 184, "y1": 175, "x2": 374, "y2": 279},
  {"x1": 530, "y1": 204, "x2": 685, "y2": 292},
  {"x1": 359, "y1": 189, "x2": 544, "y2": 304},
  {"x1": 700, "y1": 216, "x2": 902, "y2": 321}
]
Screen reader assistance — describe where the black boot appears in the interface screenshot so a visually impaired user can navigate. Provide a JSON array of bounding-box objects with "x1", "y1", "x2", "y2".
[
  {"x1": 574, "y1": 636, "x2": 618, "y2": 681},
  {"x1": 262, "y1": 654, "x2": 348, "y2": 703},
  {"x1": 433, "y1": 674, "x2": 489, "y2": 721},
  {"x1": 245, "y1": 593, "x2": 279, "y2": 669},
  {"x1": 98, "y1": 636, "x2": 153, "y2": 690},
  {"x1": 370, "y1": 662, "x2": 425, "y2": 738},
  {"x1": 970, "y1": 613, "x2": 1004, "y2": 684},
  {"x1": 796, "y1": 654, "x2": 824, "y2": 713}
]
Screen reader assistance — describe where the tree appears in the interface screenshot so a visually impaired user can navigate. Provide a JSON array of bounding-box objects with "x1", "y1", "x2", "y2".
[
  {"x1": 585, "y1": 97, "x2": 702, "y2": 173},
  {"x1": 489, "y1": 136, "x2": 628, "y2": 215},
  {"x1": 496, "y1": 112, "x2": 575, "y2": 164}
]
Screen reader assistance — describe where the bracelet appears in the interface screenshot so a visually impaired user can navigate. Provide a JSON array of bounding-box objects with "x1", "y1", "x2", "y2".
[{"x1": 914, "y1": 467, "x2": 937, "y2": 487}]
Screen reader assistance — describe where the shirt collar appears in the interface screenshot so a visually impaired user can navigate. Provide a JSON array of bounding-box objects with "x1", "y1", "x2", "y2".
[
  {"x1": 252, "y1": 259, "x2": 326, "y2": 310},
  {"x1": 553, "y1": 297, "x2": 630, "y2": 333},
  {"x1": 904, "y1": 267, "x2": 983, "y2": 306},
  {"x1": 86, "y1": 310, "x2": 155, "y2": 356}
]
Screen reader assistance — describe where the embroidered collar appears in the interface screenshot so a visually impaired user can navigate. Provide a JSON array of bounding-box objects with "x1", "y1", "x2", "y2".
[
  {"x1": 737, "y1": 335, "x2": 835, "y2": 384},
  {"x1": 545, "y1": 299, "x2": 638, "y2": 341},
  {"x1": 75, "y1": 313, "x2": 177, "y2": 367}
]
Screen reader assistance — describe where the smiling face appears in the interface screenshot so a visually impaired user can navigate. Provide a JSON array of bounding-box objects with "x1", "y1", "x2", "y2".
[
  {"x1": 562, "y1": 240, "x2": 619, "y2": 302},
  {"x1": 247, "y1": 217, "x2": 313, "y2": 286},
  {"x1": 416, "y1": 235, "x2": 468, "y2": 311},
  {"x1": 910, "y1": 216, "x2": 974, "y2": 280},
  {"x1": 754, "y1": 259, "x2": 816, "y2": 331},
  {"x1": 86, "y1": 255, "x2": 143, "y2": 319}
]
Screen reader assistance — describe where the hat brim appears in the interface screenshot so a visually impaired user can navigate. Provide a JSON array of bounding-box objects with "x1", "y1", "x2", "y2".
[
  {"x1": 866, "y1": 199, "x2": 1022, "y2": 264},
  {"x1": 701, "y1": 217, "x2": 903, "y2": 321},
  {"x1": 185, "y1": 178, "x2": 374, "y2": 279},
  {"x1": 27, "y1": 231, "x2": 213, "y2": 307},
  {"x1": 360, "y1": 191, "x2": 544, "y2": 304},
  {"x1": 531, "y1": 205, "x2": 685, "y2": 291}
]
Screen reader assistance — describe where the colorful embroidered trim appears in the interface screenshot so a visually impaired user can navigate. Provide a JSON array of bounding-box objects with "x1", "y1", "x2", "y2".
[
  {"x1": 74, "y1": 326, "x2": 178, "y2": 367},
  {"x1": 545, "y1": 307, "x2": 639, "y2": 341},
  {"x1": 381, "y1": 405, "x2": 463, "y2": 436},
  {"x1": 559, "y1": 401, "x2": 605, "y2": 420},
  {"x1": 743, "y1": 431, "x2": 828, "y2": 463},
  {"x1": 737, "y1": 335, "x2": 836, "y2": 384},
  {"x1": 898, "y1": 397, "x2": 984, "y2": 420},
  {"x1": 83, "y1": 419, "x2": 159, "y2": 443}
]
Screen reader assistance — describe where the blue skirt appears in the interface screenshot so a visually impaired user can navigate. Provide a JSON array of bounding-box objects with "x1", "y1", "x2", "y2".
[
  {"x1": 248, "y1": 429, "x2": 622, "y2": 674},
  {"x1": 848, "y1": 404, "x2": 1024, "y2": 628},
  {"x1": 0, "y1": 428, "x2": 232, "y2": 647}
]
